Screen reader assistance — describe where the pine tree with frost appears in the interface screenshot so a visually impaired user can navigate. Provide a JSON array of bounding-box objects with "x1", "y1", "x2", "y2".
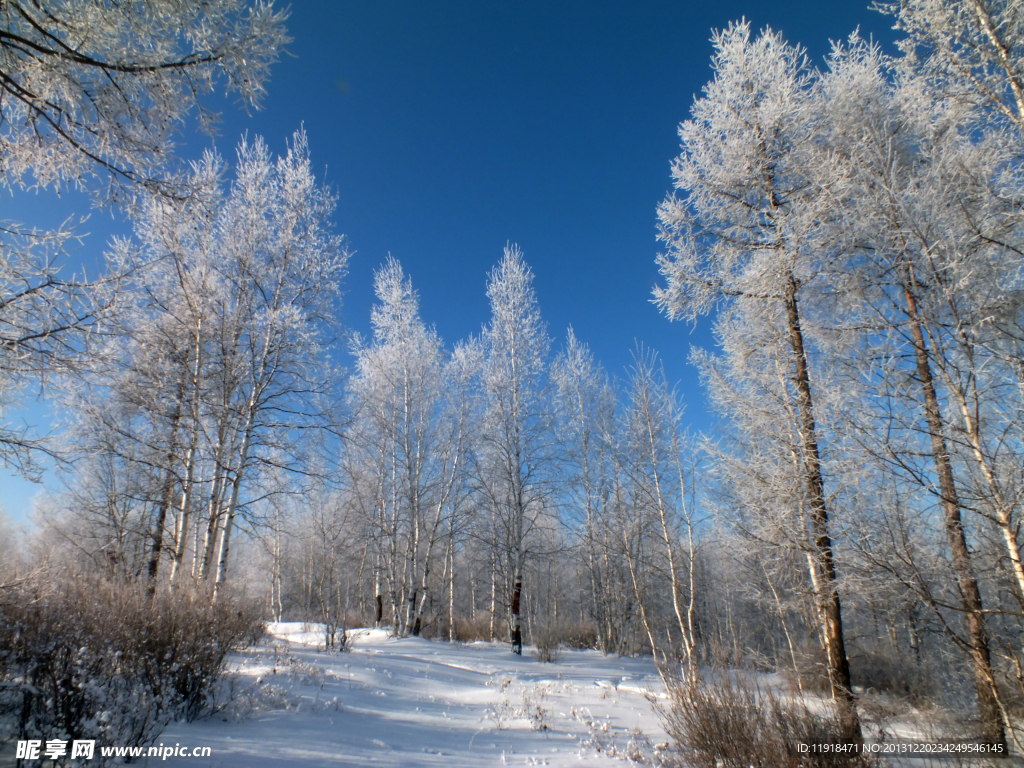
[
  {"x1": 654, "y1": 21, "x2": 861, "y2": 741},
  {"x1": 818, "y1": 35, "x2": 1018, "y2": 748}
]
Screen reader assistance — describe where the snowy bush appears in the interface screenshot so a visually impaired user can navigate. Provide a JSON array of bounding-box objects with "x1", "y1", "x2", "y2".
[
  {"x1": 531, "y1": 624, "x2": 563, "y2": 663},
  {"x1": 661, "y1": 673, "x2": 874, "y2": 768},
  {"x1": 0, "y1": 574, "x2": 264, "y2": 762}
]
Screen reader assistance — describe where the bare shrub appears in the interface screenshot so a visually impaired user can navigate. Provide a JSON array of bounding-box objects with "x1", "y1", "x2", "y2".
[
  {"x1": 452, "y1": 615, "x2": 493, "y2": 643},
  {"x1": 150, "y1": 588, "x2": 266, "y2": 719},
  {"x1": 776, "y1": 643, "x2": 832, "y2": 696},
  {"x1": 320, "y1": 614, "x2": 347, "y2": 652},
  {"x1": 849, "y1": 647, "x2": 937, "y2": 704},
  {"x1": 344, "y1": 609, "x2": 372, "y2": 630},
  {"x1": 0, "y1": 574, "x2": 265, "y2": 762},
  {"x1": 559, "y1": 620, "x2": 598, "y2": 650},
  {"x1": 662, "y1": 672, "x2": 873, "y2": 768},
  {"x1": 411, "y1": 610, "x2": 443, "y2": 639},
  {"x1": 532, "y1": 624, "x2": 564, "y2": 663}
]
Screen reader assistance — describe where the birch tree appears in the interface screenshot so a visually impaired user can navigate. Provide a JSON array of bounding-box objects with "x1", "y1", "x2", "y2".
[
  {"x1": 1, "y1": 0, "x2": 288, "y2": 474},
  {"x1": 881, "y1": 0, "x2": 1024, "y2": 132},
  {"x1": 203, "y1": 132, "x2": 346, "y2": 598},
  {"x1": 614, "y1": 347, "x2": 701, "y2": 673},
  {"x1": 66, "y1": 131, "x2": 347, "y2": 597},
  {"x1": 551, "y1": 329, "x2": 622, "y2": 652},
  {"x1": 346, "y1": 259, "x2": 442, "y2": 634},
  {"x1": 477, "y1": 245, "x2": 556, "y2": 654}
]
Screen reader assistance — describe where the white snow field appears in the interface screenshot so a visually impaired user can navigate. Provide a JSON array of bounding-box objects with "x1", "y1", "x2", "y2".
[{"x1": 153, "y1": 623, "x2": 670, "y2": 767}]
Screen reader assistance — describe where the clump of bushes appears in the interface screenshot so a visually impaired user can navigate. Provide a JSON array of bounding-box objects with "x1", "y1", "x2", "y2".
[
  {"x1": 0, "y1": 574, "x2": 264, "y2": 763},
  {"x1": 662, "y1": 672, "x2": 873, "y2": 768},
  {"x1": 451, "y1": 615, "x2": 493, "y2": 643},
  {"x1": 556, "y1": 620, "x2": 598, "y2": 650},
  {"x1": 532, "y1": 624, "x2": 563, "y2": 663},
  {"x1": 529, "y1": 621, "x2": 598, "y2": 661},
  {"x1": 848, "y1": 647, "x2": 938, "y2": 704}
]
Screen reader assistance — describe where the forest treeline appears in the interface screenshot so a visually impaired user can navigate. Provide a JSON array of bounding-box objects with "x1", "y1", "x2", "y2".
[{"x1": 2, "y1": 0, "x2": 1024, "y2": 755}]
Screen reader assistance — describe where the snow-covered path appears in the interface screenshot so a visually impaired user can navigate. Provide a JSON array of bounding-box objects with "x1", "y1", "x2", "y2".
[{"x1": 152, "y1": 623, "x2": 669, "y2": 767}]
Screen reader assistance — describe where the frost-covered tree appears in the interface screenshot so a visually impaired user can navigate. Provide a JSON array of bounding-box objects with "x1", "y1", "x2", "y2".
[
  {"x1": 0, "y1": 0, "x2": 289, "y2": 197},
  {"x1": 551, "y1": 329, "x2": 622, "y2": 652},
  {"x1": 1, "y1": 1, "x2": 289, "y2": 477},
  {"x1": 437, "y1": 337, "x2": 484, "y2": 638},
  {"x1": 615, "y1": 347, "x2": 701, "y2": 672},
  {"x1": 65, "y1": 131, "x2": 347, "y2": 597},
  {"x1": 196, "y1": 132, "x2": 345, "y2": 598},
  {"x1": 874, "y1": 0, "x2": 1024, "y2": 608},
  {"x1": 0, "y1": 223, "x2": 104, "y2": 476},
  {"x1": 692, "y1": 304, "x2": 853, "y2": 682},
  {"x1": 344, "y1": 258, "x2": 469, "y2": 636},
  {"x1": 477, "y1": 245, "x2": 556, "y2": 654},
  {"x1": 880, "y1": 0, "x2": 1024, "y2": 131},
  {"x1": 654, "y1": 22, "x2": 861, "y2": 740},
  {"x1": 818, "y1": 36, "x2": 1020, "y2": 747},
  {"x1": 63, "y1": 154, "x2": 222, "y2": 593}
]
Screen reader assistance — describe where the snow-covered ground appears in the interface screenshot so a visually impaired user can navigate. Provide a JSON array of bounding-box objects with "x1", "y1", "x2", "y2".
[{"x1": 152, "y1": 623, "x2": 670, "y2": 767}]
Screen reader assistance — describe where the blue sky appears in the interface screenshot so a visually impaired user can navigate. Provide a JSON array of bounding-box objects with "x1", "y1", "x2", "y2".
[{"x1": 1, "y1": 0, "x2": 899, "y2": 525}]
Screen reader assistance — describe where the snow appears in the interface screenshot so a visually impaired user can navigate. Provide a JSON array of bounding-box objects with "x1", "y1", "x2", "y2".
[{"x1": 151, "y1": 623, "x2": 670, "y2": 767}]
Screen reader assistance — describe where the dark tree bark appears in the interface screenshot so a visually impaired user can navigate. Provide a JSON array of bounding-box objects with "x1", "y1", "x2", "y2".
[
  {"x1": 146, "y1": 373, "x2": 186, "y2": 598},
  {"x1": 783, "y1": 275, "x2": 861, "y2": 744},
  {"x1": 511, "y1": 576, "x2": 523, "y2": 655},
  {"x1": 902, "y1": 270, "x2": 1007, "y2": 749}
]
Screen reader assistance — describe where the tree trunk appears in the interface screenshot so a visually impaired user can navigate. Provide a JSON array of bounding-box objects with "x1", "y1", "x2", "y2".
[
  {"x1": 200, "y1": 454, "x2": 227, "y2": 580},
  {"x1": 511, "y1": 575, "x2": 523, "y2": 655},
  {"x1": 213, "y1": 401, "x2": 254, "y2": 601},
  {"x1": 902, "y1": 272, "x2": 1006, "y2": 749},
  {"x1": 448, "y1": 536, "x2": 455, "y2": 642},
  {"x1": 489, "y1": 545, "x2": 497, "y2": 641},
  {"x1": 146, "y1": 374, "x2": 186, "y2": 597},
  {"x1": 170, "y1": 327, "x2": 203, "y2": 588},
  {"x1": 783, "y1": 276, "x2": 861, "y2": 744},
  {"x1": 169, "y1": 433, "x2": 198, "y2": 587}
]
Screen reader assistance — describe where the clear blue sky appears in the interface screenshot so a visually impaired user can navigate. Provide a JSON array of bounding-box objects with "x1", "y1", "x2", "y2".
[{"x1": 1, "y1": 0, "x2": 899, "y2": 525}]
